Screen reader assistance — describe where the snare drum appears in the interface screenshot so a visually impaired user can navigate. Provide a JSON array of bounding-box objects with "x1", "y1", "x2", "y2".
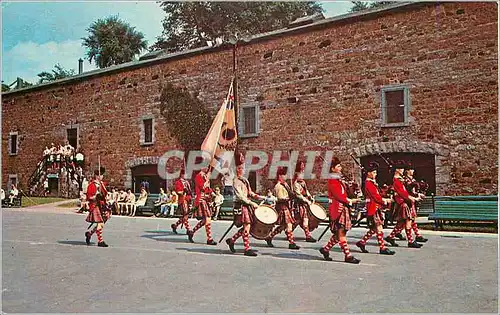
[
  {"x1": 250, "y1": 205, "x2": 278, "y2": 240},
  {"x1": 308, "y1": 203, "x2": 328, "y2": 232}
]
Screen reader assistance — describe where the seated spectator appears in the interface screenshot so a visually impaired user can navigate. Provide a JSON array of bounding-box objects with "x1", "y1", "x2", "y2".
[
  {"x1": 129, "y1": 188, "x2": 145, "y2": 217},
  {"x1": 212, "y1": 187, "x2": 224, "y2": 220},
  {"x1": 8, "y1": 184, "x2": 19, "y2": 206},
  {"x1": 263, "y1": 189, "x2": 277, "y2": 207},
  {"x1": 155, "y1": 188, "x2": 168, "y2": 217},
  {"x1": 117, "y1": 188, "x2": 128, "y2": 215},
  {"x1": 106, "y1": 187, "x2": 116, "y2": 210},
  {"x1": 160, "y1": 190, "x2": 178, "y2": 217},
  {"x1": 77, "y1": 191, "x2": 89, "y2": 213}
]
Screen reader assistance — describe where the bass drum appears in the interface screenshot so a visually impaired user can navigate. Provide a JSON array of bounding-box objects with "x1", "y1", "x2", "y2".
[
  {"x1": 308, "y1": 203, "x2": 328, "y2": 232},
  {"x1": 250, "y1": 205, "x2": 278, "y2": 240}
]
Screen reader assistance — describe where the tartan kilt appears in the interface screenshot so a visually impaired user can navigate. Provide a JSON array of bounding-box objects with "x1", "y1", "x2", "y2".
[
  {"x1": 394, "y1": 201, "x2": 416, "y2": 221},
  {"x1": 86, "y1": 202, "x2": 106, "y2": 223},
  {"x1": 196, "y1": 198, "x2": 212, "y2": 218},
  {"x1": 233, "y1": 204, "x2": 254, "y2": 228},
  {"x1": 330, "y1": 204, "x2": 352, "y2": 233},
  {"x1": 277, "y1": 201, "x2": 295, "y2": 226},
  {"x1": 179, "y1": 201, "x2": 189, "y2": 216},
  {"x1": 292, "y1": 202, "x2": 308, "y2": 223},
  {"x1": 367, "y1": 210, "x2": 384, "y2": 230}
]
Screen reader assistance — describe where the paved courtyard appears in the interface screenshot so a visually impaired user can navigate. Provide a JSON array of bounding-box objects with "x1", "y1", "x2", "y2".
[{"x1": 2, "y1": 205, "x2": 498, "y2": 313}]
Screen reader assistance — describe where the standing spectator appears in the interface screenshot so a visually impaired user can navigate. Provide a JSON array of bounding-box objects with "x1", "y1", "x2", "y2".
[
  {"x1": 43, "y1": 178, "x2": 49, "y2": 196},
  {"x1": 223, "y1": 170, "x2": 234, "y2": 196},
  {"x1": 212, "y1": 187, "x2": 224, "y2": 220},
  {"x1": 140, "y1": 179, "x2": 150, "y2": 193},
  {"x1": 263, "y1": 189, "x2": 277, "y2": 207}
]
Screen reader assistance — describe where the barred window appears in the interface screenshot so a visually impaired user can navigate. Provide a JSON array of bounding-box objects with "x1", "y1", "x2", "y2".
[
  {"x1": 240, "y1": 105, "x2": 259, "y2": 137},
  {"x1": 140, "y1": 117, "x2": 155, "y2": 145},
  {"x1": 8, "y1": 132, "x2": 19, "y2": 156}
]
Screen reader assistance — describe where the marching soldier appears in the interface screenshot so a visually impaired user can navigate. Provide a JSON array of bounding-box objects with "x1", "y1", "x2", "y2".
[
  {"x1": 265, "y1": 167, "x2": 300, "y2": 250},
  {"x1": 226, "y1": 152, "x2": 264, "y2": 256},
  {"x1": 84, "y1": 167, "x2": 110, "y2": 247},
  {"x1": 318, "y1": 157, "x2": 361, "y2": 263},
  {"x1": 404, "y1": 164, "x2": 428, "y2": 243},
  {"x1": 292, "y1": 161, "x2": 317, "y2": 242},
  {"x1": 171, "y1": 168, "x2": 192, "y2": 235},
  {"x1": 355, "y1": 162, "x2": 395, "y2": 255},
  {"x1": 384, "y1": 161, "x2": 423, "y2": 248},
  {"x1": 187, "y1": 166, "x2": 217, "y2": 245}
]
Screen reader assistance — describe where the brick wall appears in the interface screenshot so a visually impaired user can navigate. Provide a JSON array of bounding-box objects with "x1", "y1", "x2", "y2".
[{"x1": 2, "y1": 2, "x2": 497, "y2": 195}]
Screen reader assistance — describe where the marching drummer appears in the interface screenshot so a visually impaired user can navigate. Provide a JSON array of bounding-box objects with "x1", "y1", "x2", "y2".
[
  {"x1": 265, "y1": 167, "x2": 301, "y2": 250},
  {"x1": 292, "y1": 160, "x2": 317, "y2": 242},
  {"x1": 355, "y1": 162, "x2": 395, "y2": 255},
  {"x1": 318, "y1": 157, "x2": 361, "y2": 263},
  {"x1": 226, "y1": 152, "x2": 265, "y2": 257}
]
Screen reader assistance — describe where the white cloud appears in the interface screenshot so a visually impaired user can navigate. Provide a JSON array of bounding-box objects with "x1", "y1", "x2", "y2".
[{"x1": 2, "y1": 40, "x2": 97, "y2": 85}]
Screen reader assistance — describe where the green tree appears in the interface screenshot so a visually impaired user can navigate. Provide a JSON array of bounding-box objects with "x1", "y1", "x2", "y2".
[
  {"x1": 151, "y1": 2, "x2": 323, "y2": 52},
  {"x1": 82, "y1": 16, "x2": 148, "y2": 68},
  {"x1": 350, "y1": 1, "x2": 395, "y2": 13},
  {"x1": 37, "y1": 64, "x2": 76, "y2": 83}
]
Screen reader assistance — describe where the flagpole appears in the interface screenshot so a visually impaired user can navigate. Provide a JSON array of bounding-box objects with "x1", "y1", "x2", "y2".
[{"x1": 232, "y1": 40, "x2": 238, "y2": 135}]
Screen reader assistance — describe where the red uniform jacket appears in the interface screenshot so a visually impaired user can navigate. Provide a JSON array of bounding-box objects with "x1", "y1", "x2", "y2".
[
  {"x1": 194, "y1": 171, "x2": 209, "y2": 207},
  {"x1": 364, "y1": 179, "x2": 385, "y2": 216},
  {"x1": 175, "y1": 178, "x2": 191, "y2": 204},
  {"x1": 86, "y1": 180, "x2": 107, "y2": 205},
  {"x1": 393, "y1": 176, "x2": 411, "y2": 205},
  {"x1": 327, "y1": 176, "x2": 349, "y2": 221}
]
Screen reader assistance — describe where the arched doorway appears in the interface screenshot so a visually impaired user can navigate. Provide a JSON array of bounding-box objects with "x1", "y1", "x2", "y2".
[
  {"x1": 360, "y1": 153, "x2": 436, "y2": 195},
  {"x1": 131, "y1": 164, "x2": 166, "y2": 194}
]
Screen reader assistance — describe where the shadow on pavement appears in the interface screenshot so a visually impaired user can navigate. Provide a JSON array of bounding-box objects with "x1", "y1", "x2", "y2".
[
  {"x1": 176, "y1": 247, "x2": 233, "y2": 255},
  {"x1": 141, "y1": 234, "x2": 192, "y2": 243},
  {"x1": 57, "y1": 240, "x2": 90, "y2": 246}
]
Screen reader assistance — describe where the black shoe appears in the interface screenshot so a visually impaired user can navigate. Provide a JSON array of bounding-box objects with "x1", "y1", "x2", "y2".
[
  {"x1": 244, "y1": 249, "x2": 258, "y2": 257},
  {"x1": 171, "y1": 224, "x2": 178, "y2": 234},
  {"x1": 265, "y1": 238, "x2": 274, "y2": 247},
  {"x1": 306, "y1": 237, "x2": 317, "y2": 243},
  {"x1": 385, "y1": 236, "x2": 399, "y2": 247},
  {"x1": 226, "y1": 239, "x2": 235, "y2": 253},
  {"x1": 380, "y1": 248, "x2": 396, "y2": 255},
  {"x1": 97, "y1": 241, "x2": 108, "y2": 247},
  {"x1": 85, "y1": 232, "x2": 91, "y2": 246},
  {"x1": 187, "y1": 231, "x2": 194, "y2": 243},
  {"x1": 319, "y1": 247, "x2": 332, "y2": 261},
  {"x1": 289, "y1": 243, "x2": 300, "y2": 250},
  {"x1": 207, "y1": 239, "x2": 217, "y2": 245},
  {"x1": 356, "y1": 241, "x2": 369, "y2": 253},
  {"x1": 415, "y1": 236, "x2": 428, "y2": 243},
  {"x1": 345, "y1": 255, "x2": 361, "y2": 264},
  {"x1": 395, "y1": 233, "x2": 405, "y2": 241},
  {"x1": 408, "y1": 241, "x2": 422, "y2": 248}
]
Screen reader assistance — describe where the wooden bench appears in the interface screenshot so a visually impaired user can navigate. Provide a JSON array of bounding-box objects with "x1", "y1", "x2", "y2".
[
  {"x1": 2, "y1": 194, "x2": 22, "y2": 208},
  {"x1": 429, "y1": 196, "x2": 498, "y2": 230}
]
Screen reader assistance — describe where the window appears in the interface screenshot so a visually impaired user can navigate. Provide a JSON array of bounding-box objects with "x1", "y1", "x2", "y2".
[
  {"x1": 67, "y1": 128, "x2": 78, "y2": 148},
  {"x1": 240, "y1": 104, "x2": 259, "y2": 138},
  {"x1": 381, "y1": 85, "x2": 410, "y2": 127},
  {"x1": 140, "y1": 116, "x2": 155, "y2": 145},
  {"x1": 8, "y1": 132, "x2": 18, "y2": 156}
]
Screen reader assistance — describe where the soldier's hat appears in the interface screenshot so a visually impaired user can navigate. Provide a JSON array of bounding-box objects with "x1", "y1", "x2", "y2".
[
  {"x1": 295, "y1": 160, "x2": 305, "y2": 173},
  {"x1": 94, "y1": 167, "x2": 106, "y2": 176},
  {"x1": 392, "y1": 160, "x2": 407, "y2": 169},
  {"x1": 329, "y1": 157, "x2": 341, "y2": 170},
  {"x1": 235, "y1": 151, "x2": 245, "y2": 167},
  {"x1": 366, "y1": 161, "x2": 379, "y2": 172},
  {"x1": 277, "y1": 167, "x2": 288, "y2": 177},
  {"x1": 404, "y1": 161, "x2": 414, "y2": 170}
]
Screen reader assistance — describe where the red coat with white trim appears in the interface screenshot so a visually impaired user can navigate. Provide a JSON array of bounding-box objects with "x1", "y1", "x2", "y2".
[
  {"x1": 327, "y1": 176, "x2": 349, "y2": 221},
  {"x1": 364, "y1": 179, "x2": 385, "y2": 216},
  {"x1": 175, "y1": 178, "x2": 191, "y2": 204},
  {"x1": 194, "y1": 171, "x2": 210, "y2": 207},
  {"x1": 393, "y1": 176, "x2": 411, "y2": 205}
]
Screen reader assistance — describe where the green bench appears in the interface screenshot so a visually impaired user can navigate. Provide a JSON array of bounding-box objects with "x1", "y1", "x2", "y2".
[
  {"x1": 135, "y1": 193, "x2": 160, "y2": 216},
  {"x1": 429, "y1": 196, "x2": 498, "y2": 230}
]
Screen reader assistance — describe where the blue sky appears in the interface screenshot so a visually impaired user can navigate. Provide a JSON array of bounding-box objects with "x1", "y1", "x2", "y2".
[{"x1": 2, "y1": 1, "x2": 354, "y2": 86}]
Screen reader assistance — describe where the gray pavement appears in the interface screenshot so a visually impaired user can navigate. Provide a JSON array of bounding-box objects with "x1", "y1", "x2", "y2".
[{"x1": 2, "y1": 206, "x2": 498, "y2": 313}]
